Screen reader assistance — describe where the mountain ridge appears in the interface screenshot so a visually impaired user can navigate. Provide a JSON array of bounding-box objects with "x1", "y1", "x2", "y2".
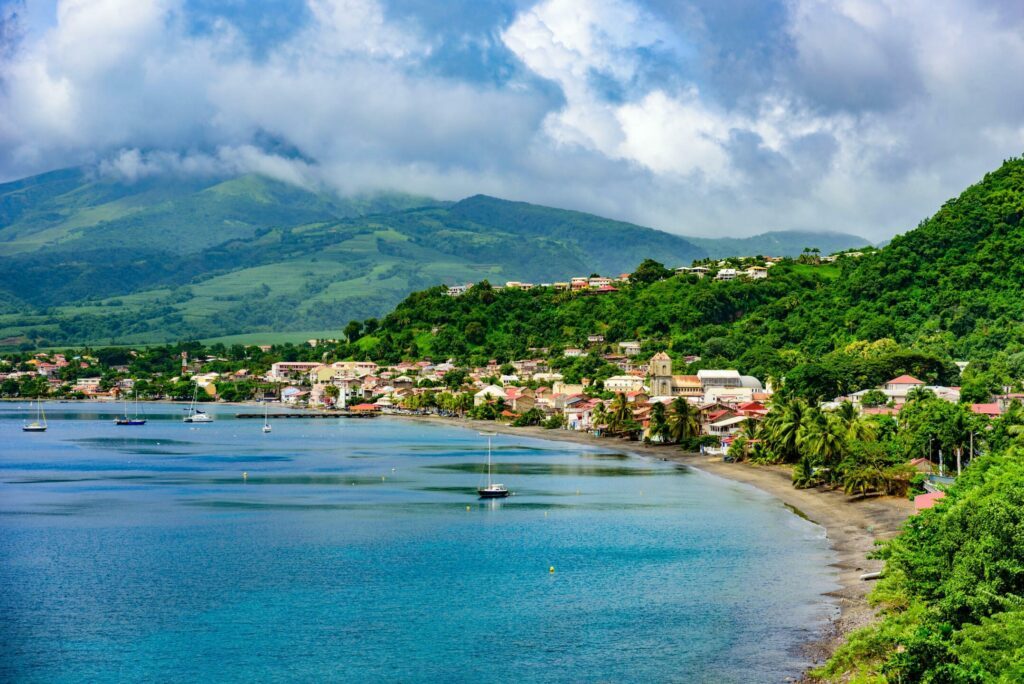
[{"x1": 0, "y1": 166, "x2": 870, "y2": 346}]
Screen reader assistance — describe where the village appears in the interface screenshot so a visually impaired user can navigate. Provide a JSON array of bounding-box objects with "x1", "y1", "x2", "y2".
[{"x1": 4, "y1": 339, "x2": 1004, "y2": 463}]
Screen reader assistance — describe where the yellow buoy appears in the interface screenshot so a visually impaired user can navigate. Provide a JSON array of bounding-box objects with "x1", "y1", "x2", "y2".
[
  {"x1": 466, "y1": 505, "x2": 471, "y2": 511},
  {"x1": 242, "y1": 472, "x2": 248, "y2": 480},
  {"x1": 549, "y1": 566, "x2": 555, "y2": 573}
]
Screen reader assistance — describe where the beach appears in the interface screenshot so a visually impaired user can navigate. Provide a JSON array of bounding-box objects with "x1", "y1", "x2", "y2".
[{"x1": 403, "y1": 414, "x2": 914, "y2": 675}]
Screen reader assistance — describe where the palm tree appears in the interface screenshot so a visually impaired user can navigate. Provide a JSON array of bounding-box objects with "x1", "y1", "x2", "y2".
[
  {"x1": 607, "y1": 393, "x2": 632, "y2": 434},
  {"x1": 649, "y1": 401, "x2": 669, "y2": 442},
  {"x1": 798, "y1": 411, "x2": 848, "y2": 483},
  {"x1": 766, "y1": 398, "x2": 807, "y2": 463},
  {"x1": 591, "y1": 401, "x2": 608, "y2": 432},
  {"x1": 792, "y1": 455, "x2": 818, "y2": 489},
  {"x1": 845, "y1": 414, "x2": 878, "y2": 443},
  {"x1": 738, "y1": 416, "x2": 760, "y2": 441},
  {"x1": 836, "y1": 401, "x2": 858, "y2": 423},
  {"x1": 905, "y1": 386, "x2": 935, "y2": 403},
  {"x1": 668, "y1": 397, "x2": 700, "y2": 444},
  {"x1": 842, "y1": 465, "x2": 883, "y2": 497}
]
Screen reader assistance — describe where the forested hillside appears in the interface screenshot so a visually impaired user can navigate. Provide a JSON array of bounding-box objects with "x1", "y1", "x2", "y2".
[{"x1": 353, "y1": 157, "x2": 1024, "y2": 400}]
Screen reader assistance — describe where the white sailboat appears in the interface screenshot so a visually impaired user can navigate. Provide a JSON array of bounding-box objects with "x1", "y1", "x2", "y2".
[
  {"x1": 262, "y1": 400, "x2": 272, "y2": 433},
  {"x1": 22, "y1": 400, "x2": 48, "y2": 432},
  {"x1": 183, "y1": 383, "x2": 213, "y2": 423},
  {"x1": 477, "y1": 431, "x2": 509, "y2": 498},
  {"x1": 115, "y1": 388, "x2": 147, "y2": 425}
]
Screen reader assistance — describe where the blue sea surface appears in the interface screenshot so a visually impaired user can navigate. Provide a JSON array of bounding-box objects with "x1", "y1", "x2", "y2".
[{"x1": 0, "y1": 402, "x2": 838, "y2": 683}]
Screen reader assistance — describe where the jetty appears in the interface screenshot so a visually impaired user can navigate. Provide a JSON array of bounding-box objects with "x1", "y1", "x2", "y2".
[{"x1": 235, "y1": 412, "x2": 379, "y2": 419}]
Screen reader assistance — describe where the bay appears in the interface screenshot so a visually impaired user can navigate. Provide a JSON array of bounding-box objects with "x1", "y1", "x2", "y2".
[{"x1": 0, "y1": 402, "x2": 837, "y2": 683}]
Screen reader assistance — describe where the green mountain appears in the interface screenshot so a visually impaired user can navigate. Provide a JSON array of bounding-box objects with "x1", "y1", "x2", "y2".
[
  {"x1": 688, "y1": 230, "x2": 872, "y2": 258},
  {"x1": 0, "y1": 170, "x2": 714, "y2": 346}
]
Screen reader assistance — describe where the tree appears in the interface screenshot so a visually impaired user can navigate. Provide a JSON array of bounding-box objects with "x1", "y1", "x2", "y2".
[
  {"x1": 607, "y1": 393, "x2": 632, "y2": 434},
  {"x1": 630, "y1": 259, "x2": 673, "y2": 284},
  {"x1": 343, "y1": 320, "x2": 362, "y2": 342},
  {"x1": 648, "y1": 401, "x2": 669, "y2": 441},
  {"x1": 668, "y1": 397, "x2": 700, "y2": 445},
  {"x1": 860, "y1": 389, "x2": 889, "y2": 407}
]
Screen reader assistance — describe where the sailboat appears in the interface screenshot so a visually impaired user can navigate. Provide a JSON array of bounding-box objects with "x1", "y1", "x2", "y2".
[
  {"x1": 115, "y1": 388, "x2": 147, "y2": 425},
  {"x1": 183, "y1": 383, "x2": 213, "y2": 423},
  {"x1": 23, "y1": 400, "x2": 48, "y2": 432},
  {"x1": 477, "y1": 431, "x2": 509, "y2": 498},
  {"x1": 262, "y1": 400, "x2": 272, "y2": 433}
]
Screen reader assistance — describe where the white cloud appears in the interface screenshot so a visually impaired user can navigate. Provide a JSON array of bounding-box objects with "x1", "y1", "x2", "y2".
[{"x1": 1, "y1": 0, "x2": 1023, "y2": 243}]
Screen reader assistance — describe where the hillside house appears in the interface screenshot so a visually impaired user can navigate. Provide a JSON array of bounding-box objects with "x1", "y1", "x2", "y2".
[{"x1": 619, "y1": 341, "x2": 642, "y2": 357}]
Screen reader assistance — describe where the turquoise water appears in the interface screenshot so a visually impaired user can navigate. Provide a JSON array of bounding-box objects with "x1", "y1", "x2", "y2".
[{"x1": 0, "y1": 402, "x2": 837, "y2": 683}]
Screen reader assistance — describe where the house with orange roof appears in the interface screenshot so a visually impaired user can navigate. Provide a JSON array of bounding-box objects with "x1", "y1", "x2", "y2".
[{"x1": 970, "y1": 403, "x2": 1002, "y2": 417}]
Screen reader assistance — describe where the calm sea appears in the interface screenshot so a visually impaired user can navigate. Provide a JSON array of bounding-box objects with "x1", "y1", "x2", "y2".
[{"x1": 0, "y1": 402, "x2": 837, "y2": 683}]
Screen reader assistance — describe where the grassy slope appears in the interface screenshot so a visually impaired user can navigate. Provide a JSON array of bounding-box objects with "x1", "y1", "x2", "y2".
[{"x1": 0, "y1": 165, "x2": 872, "y2": 347}]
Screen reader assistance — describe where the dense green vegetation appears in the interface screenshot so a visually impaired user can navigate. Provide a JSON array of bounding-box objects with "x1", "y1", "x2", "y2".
[
  {"x1": 815, "y1": 443, "x2": 1024, "y2": 682},
  {"x1": 0, "y1": 166, "x2": 867, "y2": 347},
  {"x1": 359, "y1": 157, "x2": 1024, "y2": 399}
]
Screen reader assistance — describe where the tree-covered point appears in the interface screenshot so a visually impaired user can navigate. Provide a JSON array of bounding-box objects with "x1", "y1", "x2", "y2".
[
  {"x1": 346, "y1": 156, "x2": 1024, "y2": 399},
  {"x1": 815, "y1": 448, "x2": 1024, "y2": 682}
]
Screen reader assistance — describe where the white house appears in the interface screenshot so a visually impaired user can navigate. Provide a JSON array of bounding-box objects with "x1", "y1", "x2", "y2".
[
  {"x1": 474, "y1": 385, "x2": 508, "y2": 406},
  {"x1": 619, "y1": 341, "x2": 642, "y2": 357},
  {"x1": 715, "y1": 268, "x2": 738, "y2": 281},
  {"x1": 604, "y1": 375, "x2": 645, "y2": 393}
]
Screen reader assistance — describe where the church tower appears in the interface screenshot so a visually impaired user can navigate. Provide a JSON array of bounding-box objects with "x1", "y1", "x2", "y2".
[{"x1": 649, "y1": 352, "x2": 673, "y2": 396}]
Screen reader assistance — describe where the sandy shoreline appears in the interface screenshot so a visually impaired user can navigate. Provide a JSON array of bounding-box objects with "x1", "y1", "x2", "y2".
[{"x1": 400, "y1": 414, "x2": 913, "y2": 677}]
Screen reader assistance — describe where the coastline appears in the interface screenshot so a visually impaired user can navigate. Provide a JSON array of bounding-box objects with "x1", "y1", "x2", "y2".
[{"x1": 398, "y1": 414, "x2": 913, "y2": 677}]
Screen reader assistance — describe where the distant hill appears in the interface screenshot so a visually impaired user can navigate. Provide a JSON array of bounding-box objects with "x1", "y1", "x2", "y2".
[
  {"x1": 687, "y1": 230, "x2": 871, "y2": 259},
  {"x1": 0, "y1": 170, "x2": 707, "y2": 346}
]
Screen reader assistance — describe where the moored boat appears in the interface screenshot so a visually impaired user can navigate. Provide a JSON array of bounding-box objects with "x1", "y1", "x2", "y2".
[
  {"x1": 22, "y1": 400, "x2": 48, "y2": 432},
  {"x1": 183, "y1": 383, "x2": 214, "y2": 423},
  {"x1": 115, "y1": 389, "x2": 147, "y2": 426},
  {"x1": 476, "y1": 431, "x2": 509, "y2": 498}
]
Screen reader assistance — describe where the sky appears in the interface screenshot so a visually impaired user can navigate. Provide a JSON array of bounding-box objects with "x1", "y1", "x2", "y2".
[{"x1": 1, "y1": 0, "x2": 1023, "y2": 241}]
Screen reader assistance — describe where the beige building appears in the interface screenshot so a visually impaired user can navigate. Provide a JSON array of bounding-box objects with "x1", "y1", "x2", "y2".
[{"x1": 648, "y1": 352, "x2": 703, "y2": 398}]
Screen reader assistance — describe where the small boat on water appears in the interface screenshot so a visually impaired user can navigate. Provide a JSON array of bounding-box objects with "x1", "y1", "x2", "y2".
[
  {"x1": 477, "y1": 431, "x2": 509, "y2": 499},
  {"x1": 23, "y1": 400, "x2": 48, "y2": 432},
  {"x1": 183, "y1": 383, "x2": 213, "y2": 423},
  {"x1": 115, "y1": 389, "x2": 147, "y2": 426},
  {"x1": 262, "y1": 401, "x2": 272, "y2": 433}
]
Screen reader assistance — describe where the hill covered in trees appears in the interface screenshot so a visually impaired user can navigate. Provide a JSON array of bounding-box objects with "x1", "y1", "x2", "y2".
[{"x1": 353, "y1": 156, "x2": 1024, "y2": 400}]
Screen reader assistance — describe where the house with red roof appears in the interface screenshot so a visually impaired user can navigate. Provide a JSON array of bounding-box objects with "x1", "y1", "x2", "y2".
[
  {"x1": 970, "y1": 403, "x2": 1002, "y2": 417},
  {"x1": 737, "y1": 401, "x2": 767, "y2": 416}
]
